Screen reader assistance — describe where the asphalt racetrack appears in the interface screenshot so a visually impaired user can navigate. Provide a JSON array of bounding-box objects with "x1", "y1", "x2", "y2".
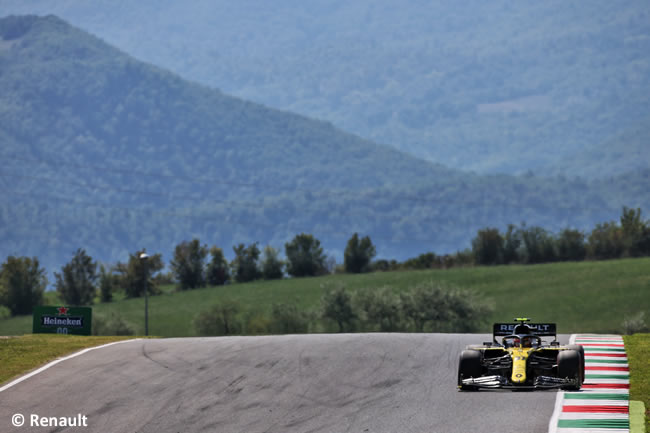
[{"x1": 1, "y1": 333, "x2": 565, "y2": 432}]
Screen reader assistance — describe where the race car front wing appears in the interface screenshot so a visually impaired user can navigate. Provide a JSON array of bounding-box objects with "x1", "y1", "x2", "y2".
[{"x1": 461, "y1": 375, "x2": 578, "y2": 389}]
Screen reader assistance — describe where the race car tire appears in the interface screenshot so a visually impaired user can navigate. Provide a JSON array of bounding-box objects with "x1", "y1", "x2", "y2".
[
  {"x1": 558, "y1": 349, "x2": 581, "y2": 391},
  {"x1": 567, "y1": 344, "x2": 585, "y2": 384},
  {"x1": 457, "y1": 350, "x2": 482, "y2": 391}
]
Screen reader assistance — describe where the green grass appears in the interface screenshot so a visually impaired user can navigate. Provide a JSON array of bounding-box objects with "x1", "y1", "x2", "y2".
[
  {"x1": 625, "y1": 333, "x2": 650, "y2": 431},
  {"x1": 1, "y1": 257, "x2": 649, "y2": 337},
  {"x1": 0, "y1": 334, "x2": 136, "y2": 385}
]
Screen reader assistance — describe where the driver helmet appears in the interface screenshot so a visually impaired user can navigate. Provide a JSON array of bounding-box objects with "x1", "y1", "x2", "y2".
[
  {"x1": 512, "y1": 337, "x2": 520, "y2": 347},
  {"x1": 522, "y1": 336, "x2": 532, "y2": 348}
]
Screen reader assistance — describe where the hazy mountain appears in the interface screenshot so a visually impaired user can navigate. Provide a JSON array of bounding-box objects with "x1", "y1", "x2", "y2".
[
  {"x1": 543, "y1": 119, "x2": 650, "y2": 178},
  {"x1": 0, "y1": 15, "x2": 457, "y2": 193},
  {"x1": 1, "y1": 1, "x2": 648, "y2": 176},
  {"x1": 1, "y1": 15, "x2": 648, "y2": 278}
]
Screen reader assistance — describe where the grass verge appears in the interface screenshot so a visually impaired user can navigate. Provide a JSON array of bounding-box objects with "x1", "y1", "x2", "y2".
[
  {"x1": 625, "y1": 333, "x2": 650, "y2": 432},
  {"x1": 0, "y1": 334, "x2": 136, "y2": 386}
]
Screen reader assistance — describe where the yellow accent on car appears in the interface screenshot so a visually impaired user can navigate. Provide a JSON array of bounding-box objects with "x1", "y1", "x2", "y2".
[{"x1": 509, "y1": 347, "x2": 533, "y2": 384}]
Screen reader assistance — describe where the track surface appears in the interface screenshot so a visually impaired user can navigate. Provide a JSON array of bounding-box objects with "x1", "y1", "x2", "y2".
[{"x1": 1, "y1": 333, "x2": 563, "y2": 432}]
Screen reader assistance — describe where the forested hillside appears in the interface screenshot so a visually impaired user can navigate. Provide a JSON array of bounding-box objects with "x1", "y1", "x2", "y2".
[
  {"x1": 544, "y1": 120, "x2": 650, "y2": 178},
  {"x1": 1, "y1": 15, "x2": 649, "y2": 277},
  {"x1": 2, "y1": 0, "x2": 648, "y2": 176},
  {"x1": 0, "y1": 16, "x2": 455, "y2": 192}
]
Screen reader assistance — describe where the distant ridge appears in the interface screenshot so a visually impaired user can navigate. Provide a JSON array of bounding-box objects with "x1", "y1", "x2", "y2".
[
  {"x1": 0, "y1": 15, "x2": 648, "y2": 276},
  {"x1": 0, "y1": 14, "x2": 457, "y2": 193},
  {"x1": 1, "y1": 1, "x2": 647, "y2": 176}
]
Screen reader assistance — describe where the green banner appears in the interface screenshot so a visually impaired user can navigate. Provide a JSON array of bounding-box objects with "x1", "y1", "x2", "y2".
[{"x1": 32, "y1": 306, "x2": 92, "y2": 335}]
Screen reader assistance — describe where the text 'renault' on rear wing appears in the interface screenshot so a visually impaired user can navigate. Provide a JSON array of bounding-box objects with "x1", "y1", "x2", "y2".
[{"x1": 492, "y1": 323, "x2": 557, "y2": 341}]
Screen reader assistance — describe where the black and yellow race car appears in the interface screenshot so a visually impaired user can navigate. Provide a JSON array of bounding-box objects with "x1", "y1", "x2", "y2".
[{"x1": 457, "y1": 318, "x2": 584, "y2": 391}]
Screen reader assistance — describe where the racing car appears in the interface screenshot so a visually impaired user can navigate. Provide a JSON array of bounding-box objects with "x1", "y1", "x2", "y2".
[{"x1": 457, "y1": 318, "x2": 584, "y2": 390}]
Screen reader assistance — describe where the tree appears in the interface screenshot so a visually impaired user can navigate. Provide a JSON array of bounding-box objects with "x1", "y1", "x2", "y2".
[
  {"x1": 285, "y1": 233, "x2": 327, "y2": 277},
  {"x1": 402, "y1": 252, "x2": 439, "y2": 269},
  {"x1": 0, "y1": 276, "x2": 5, "y2": 312},
  {"x1": 587, "y1": 222, "x2": 624, "y2": 260},
  {"x1": 115, "y1": 250, "x2": 164, "y2": 298},
  {"x1": 206, "y1": 246, "x2": 229, "y2": 286},
  {"x1": 556, "y1": 229, "x2": 586, "y2": 261},
  {"x1": 620, "y1": 207, "x2": 648, "y2": 257},
  {"x1": 170, "y1": 238, "x2": 208, "y2": 290},
  {"x1": 520, "y1": 226, "x2": 556, "y2": 264},
  {"x1": 471, "y1": 228, "x2": 504, "y2": 265},
  {"x1": 344, "y1": 233, "x2": 376, "y2": 273},
  {"x1": 638, "y1": 224, "x2": 650, "y2": 257},
  {"x1": 231, "y1": 243, "x2": 261, "y2": 283},
  {"x1": 98, "y1": 264, "x2": 116, "y2": 303},
  {"x1": 261, "y1": 246, "x2": 284, "y2": 280},
  {"x1": 321, "y1": 284, "x2": 357, "y2": 332},
  {"x1": 0, "y1": 256, "x2": 46, "y2": 315},
  {"x1": 55, "y1": 249, "x2": 98, "y2": 306},
  {"x1": 371, "y1": 259, "x2": 396, "y2": 272},
  {"x1": 502, "y1": 224, "x2": 521, "y2": 264}
]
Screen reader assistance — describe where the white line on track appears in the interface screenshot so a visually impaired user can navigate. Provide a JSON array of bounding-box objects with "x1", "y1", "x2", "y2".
[
  {"x1": 548, "y1": 333, "x2": 578, "y2": 433},
  {"x1": 0, "y1": 338, "x2": 141, "y2": 394},
  {"x1": 549, "y1": 388, "x2": 565, "y2": 433}
]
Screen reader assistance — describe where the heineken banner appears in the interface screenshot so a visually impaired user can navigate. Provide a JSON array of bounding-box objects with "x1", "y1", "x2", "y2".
[{"x1": 33, "y1": 306, "x2": 92, "y2": 335}]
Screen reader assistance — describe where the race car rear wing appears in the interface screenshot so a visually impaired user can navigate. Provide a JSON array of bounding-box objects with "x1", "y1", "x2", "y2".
[{"x1": 492, "y1": 322, "x2": 557, "y2": 342}]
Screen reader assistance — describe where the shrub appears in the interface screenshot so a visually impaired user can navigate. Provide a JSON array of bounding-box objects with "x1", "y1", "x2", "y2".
[
  {"x1": 245, "y1": 313, "x2": 272, "y2": 335},
  {"x1": 402, "y1": 252, "x2": 439, "y2": 270},
  {"x1": 451, "y1": 249, "x2": 475, "y2": 267},
  {"x1": 321, "y1": 283, "x2": 357, "y2": 332},
  {"x1": 442, "y1": 286, "x2": 493, "y2": 332},
  {"x1": 153, "y1": 271, "x2": 176, "y2": 286},
  {"x1": 400, "y1": 282, "x2": 449, "y2": 332},
  {"x1": 370, "y1": 259, "x2": 398, "y2": 272},
  {"x1": 355, "y1": 288, "x2": 404, "y2": 332},
  {"x1": 622, "y1": 312, "x2": 648, "y2": 335},
  {"x1": 194, "y1": 300, "x2": 242, "y2": 336},
  {"x1": 401, "y1": 281, "x2": 492, "y2": 332},
  {"x1": 92, "y1": 313, "x2": 135, "y2": 336},
  {"x1": 270, "y1": 303, "x2": 310, "y2": 334},
  {"x1": 319, "y1": 281, "x2": 492, "y2": 334}
]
